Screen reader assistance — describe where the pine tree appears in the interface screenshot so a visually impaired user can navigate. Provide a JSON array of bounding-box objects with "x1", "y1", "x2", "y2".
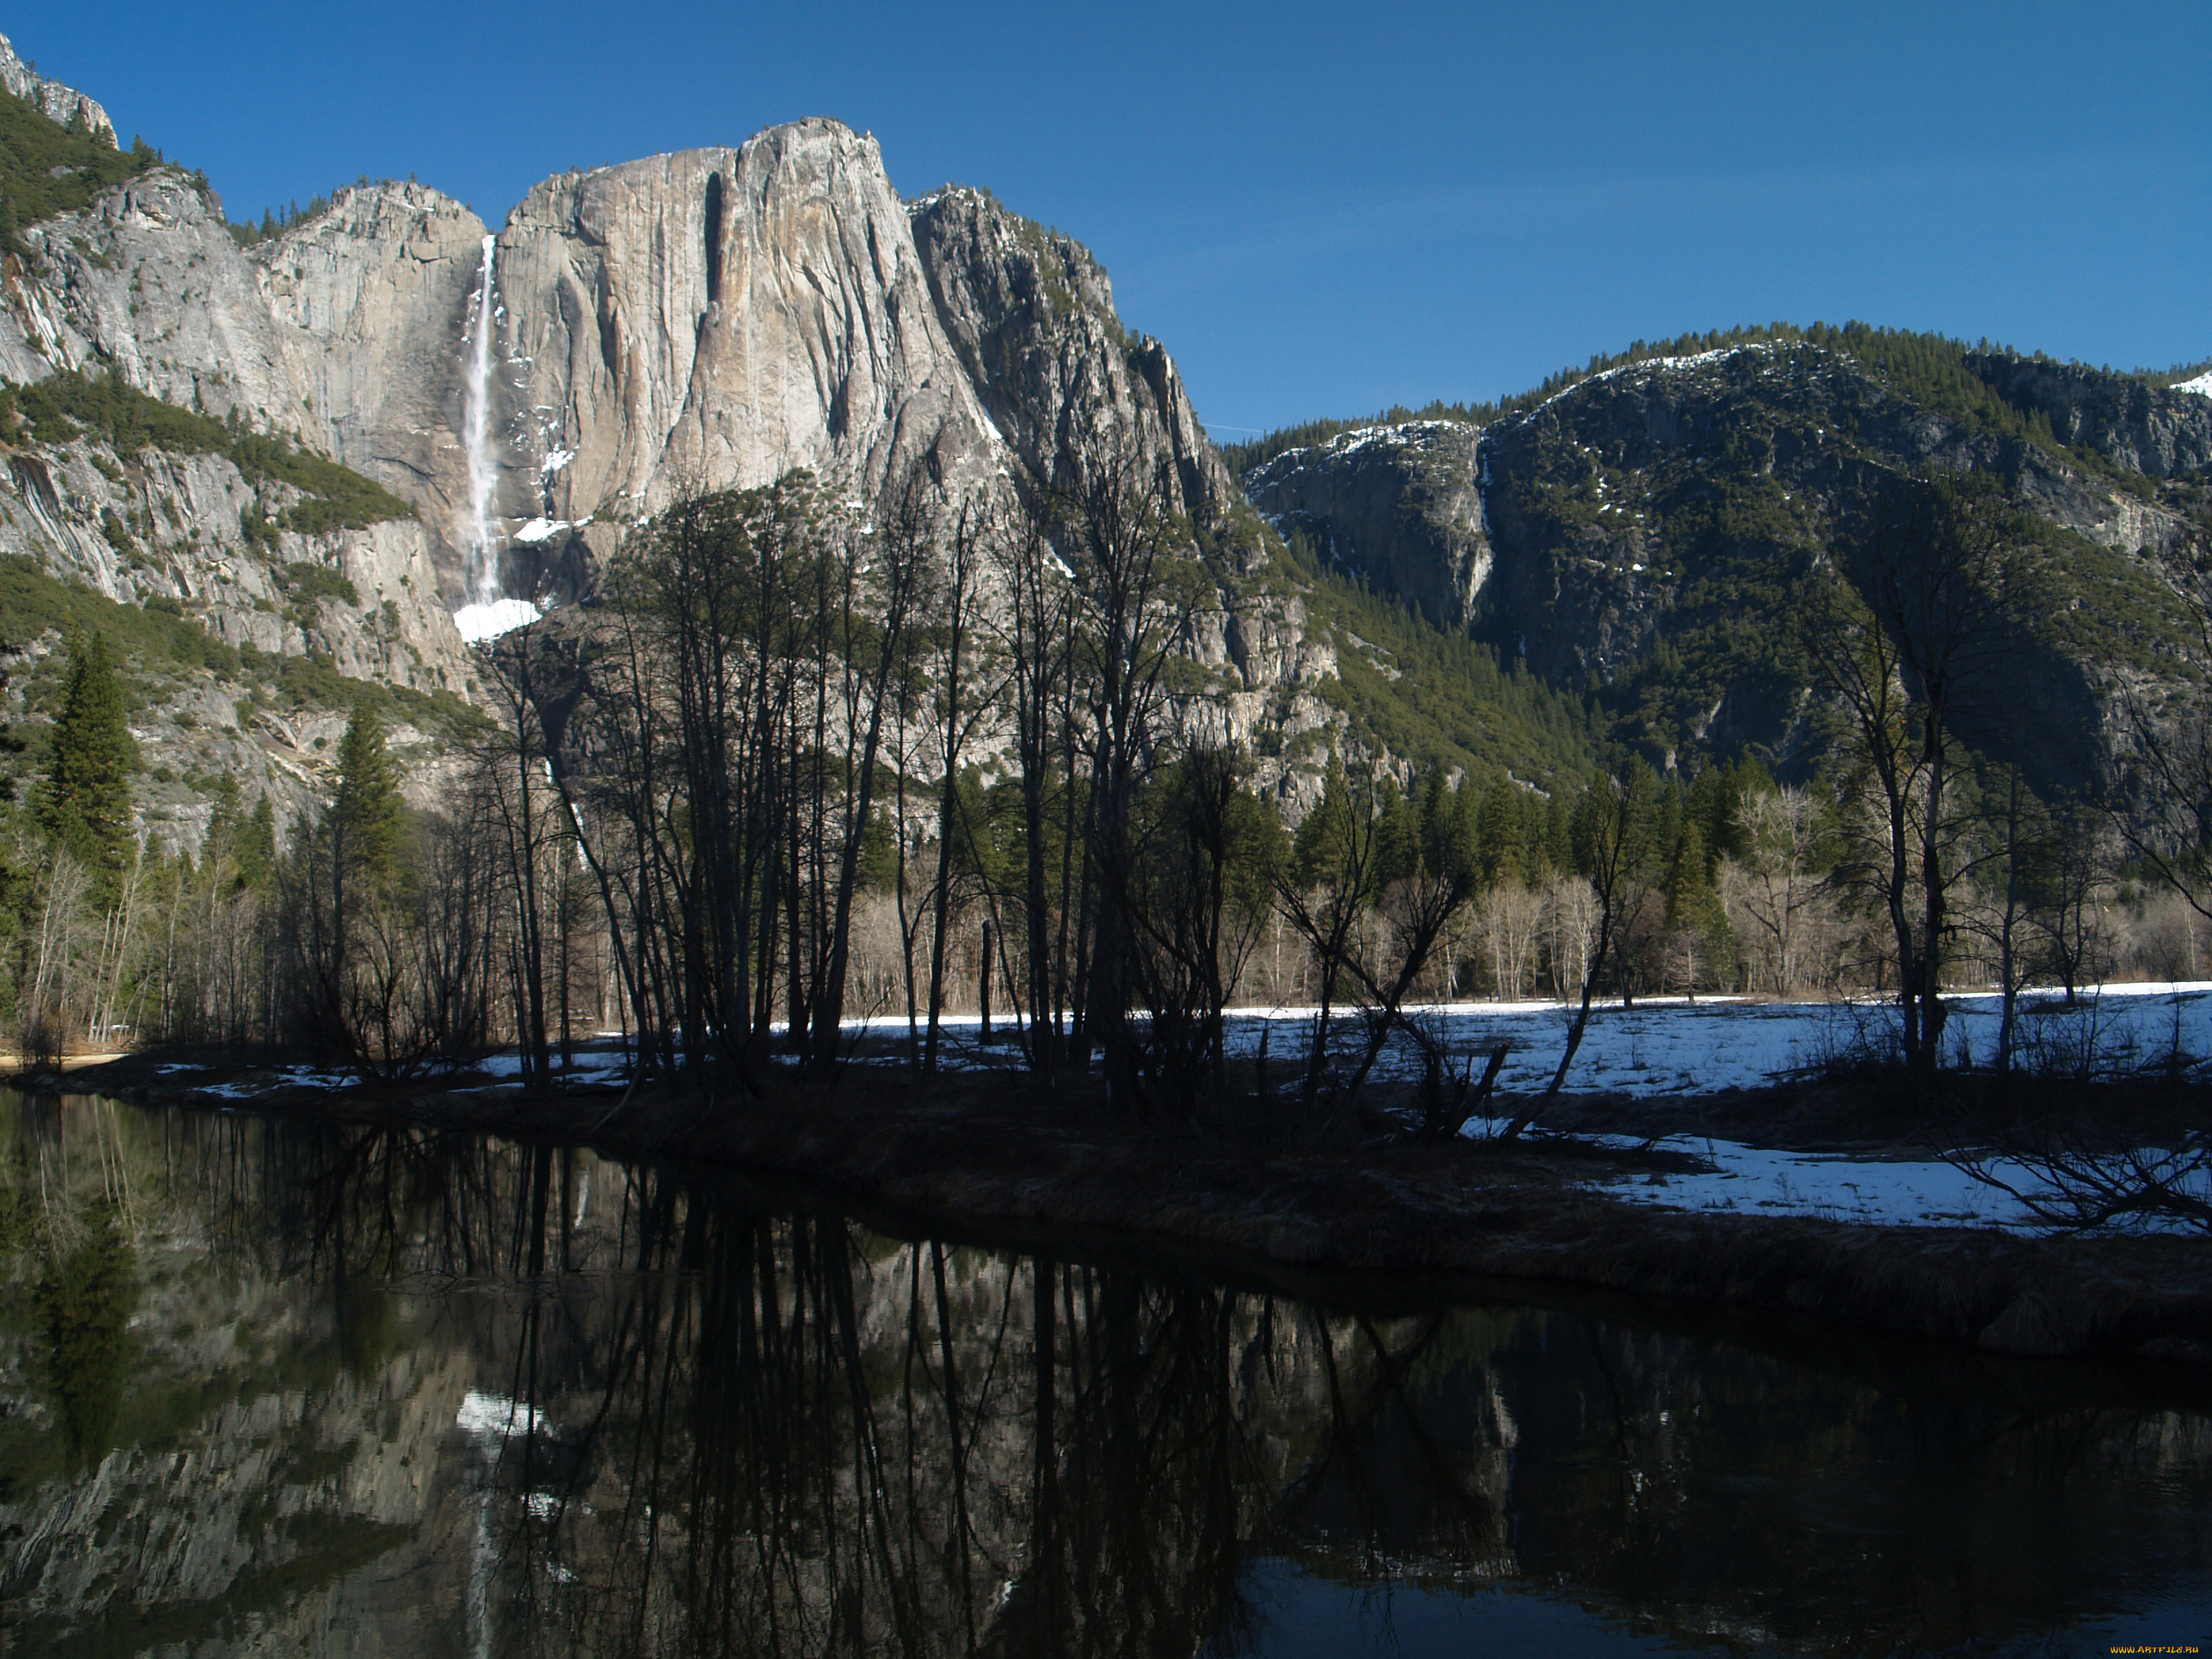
[
  {"x1": 1664, "y1": 819, "x2": 1736, "y2": 988},
  {"x1": 207, "y1": 778, "x2": 276, "y2": 893},
  {"x1": 1542, "y1": 794, "x2": 1573, "y2": 876},
  {"x1": 1476, "y1": 774, "x2": 1525, "y2": 887},
  {"x1": 239, "y1": 794, "x2": 276, "y2": 891},
  {"x1": 1293, "y1": 754, "x2": 1357, "y2": 889},
  {"x1": 1417, "y1": 769, "x2": 1478, "y2": 886},
  {"x1": 39, "y1": 634, "x2": 136, "y2": 905},
  {"x1": 329, "y1": 702, "x2": 402, "y2": 893},
  {"x1": 1373, "y1": 775, "x2": 1417, "y2": 885}
]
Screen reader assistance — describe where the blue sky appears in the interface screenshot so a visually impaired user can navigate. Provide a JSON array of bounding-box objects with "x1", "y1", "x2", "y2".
[{"x1": 12, "y1": 1, "x2": 2207, "y2": 434}]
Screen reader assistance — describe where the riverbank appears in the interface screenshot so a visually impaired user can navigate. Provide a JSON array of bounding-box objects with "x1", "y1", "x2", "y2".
[{"x1": 43, "y1": 1052, "x2": 2212, "y2": 1366}]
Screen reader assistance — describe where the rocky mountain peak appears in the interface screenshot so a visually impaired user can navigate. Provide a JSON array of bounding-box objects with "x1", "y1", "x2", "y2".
[
  {"x1": 907, "y1": 182, "x2": 1230, "y2": 524},
  {"x1": 1247, "y1": 420, "x2": 1489, "y2": 631},
  {"x1": 0, "y1": 102, "x2": 1244, "y2": 620},
  {"x1": 495, "y1": 115, "x2": 995, "y2": 555},
  {"x1": 0, "y1": 28, "x2": 113, "y2": 146}
]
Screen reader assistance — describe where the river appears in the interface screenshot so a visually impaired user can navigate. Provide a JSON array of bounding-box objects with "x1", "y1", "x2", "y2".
[{"x1": 3, "y1": 1093, "x2": 2206, "y2": 1656}]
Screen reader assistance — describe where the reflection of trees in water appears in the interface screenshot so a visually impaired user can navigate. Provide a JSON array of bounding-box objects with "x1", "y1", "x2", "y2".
[
  {"x1": 12, "y1": 1103, "x2": 2211, "y2": 1658},
  {"x1": 1274, "y1": 1308, "x2": 2212, "y2": 1657},
  {"x1": 34, "y1": 1210, "x2": 136, "y2": 1465},
  {"x1": 160, "y1": 1118, "x2": 1338, "y2": 1656},
  {"x1": 497, "y1": 1204, "x2": 1340, "y2": 1658}
]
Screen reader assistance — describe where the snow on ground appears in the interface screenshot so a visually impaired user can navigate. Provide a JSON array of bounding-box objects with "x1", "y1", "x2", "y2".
[
  {"x1": 195, "y1": 1063, "x2": 358, "y2": 1099},
  {"x1": 841, "y1": 985, "x2": 2212, "y2": 1233},
  {"x1": 1595, "y1": 1137, "x2": 2048, "y2": 1231},
  {"x1": 1591, "y1": 1132, "x2": 2212, "y2": 1234},
  {"x1": 453, "y1": 597, "x2": 543, "y2": 642},
  {"x1": 836, "y1": 983, "x2": 2212, "y2": 1096},
  {"x1": 142, "y1": 987, "x2": 2212, "y2": 1233},
  {"x1": 1530, "y1": 342, "x2": 1776, "y2": 415},
  {"x1": 148, "y1": 985, "x2": 2212, "y2": 1106},
  {"x1": 1204, "y1": 981, "x2": 2212, "y2": 1097},
  {"x1": 470, "y1": 1048, "x2": 629, "y2": 1080},
  {"x1": 2175, "y1": 369, "x2": 2212, "y2": 397}
]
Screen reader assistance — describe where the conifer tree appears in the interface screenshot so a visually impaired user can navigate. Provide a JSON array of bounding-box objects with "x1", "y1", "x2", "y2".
[
  {"x1": 239, "y1": 794, "x2": 276, "y2": 891},
  {"x1": 204, "y1": 774, "x2": 242, "y2": 879},
  {"x1": 1664, "y1": 819, "x2": 1735, "y2": 983},
  {"x1": 1542, "y1": 794, "x2": 1573, "y2": 875},
  {"x1": 329, "y1": 701, "x2": 402, "y2": 895},
  {"x1": 1476, "y1": 774, "x2": 1525, "y2": 887},
  {"x1": 300, "y1": 705, "x2": 404, "y2": 1059},
  {"x1": 1292, "y1": 755, "x2": 1348, "y2": 887},
  {"x1": 39, "y1": 634, "x2": 136, "y2": 905}
]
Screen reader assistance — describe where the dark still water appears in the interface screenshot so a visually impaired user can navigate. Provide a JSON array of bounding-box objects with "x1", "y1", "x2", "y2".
[{"x1": 1, "y1": 1096, "x2": 2207, "y2": 1658}]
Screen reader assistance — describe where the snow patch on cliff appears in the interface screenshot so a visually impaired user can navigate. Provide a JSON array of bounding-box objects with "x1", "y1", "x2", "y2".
[{"x1": 455, "y1": 598, "x2": 541, "y2": 642}]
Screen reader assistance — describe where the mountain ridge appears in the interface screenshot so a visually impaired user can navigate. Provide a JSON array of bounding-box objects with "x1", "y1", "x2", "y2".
[
  {"x1": 1245, "y1": 335, "x2": 2212, "y2": 806},
  {"x1": 0, "y1": 25, "x2": 2204, "y2": 850}
]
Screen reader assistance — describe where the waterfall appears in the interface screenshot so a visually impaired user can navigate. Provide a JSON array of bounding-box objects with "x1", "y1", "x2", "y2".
[
  {"x1": 463, "y1": 234, "x2": 497, "y2": 605},
  {"x1": 453, "y1": 234, "x2": 540, "y2": 642}
]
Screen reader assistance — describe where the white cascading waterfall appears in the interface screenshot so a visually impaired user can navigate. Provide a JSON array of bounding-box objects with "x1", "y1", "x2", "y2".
[{"x1": 453, "y1": 234, "x2": 540, "y2": 642}]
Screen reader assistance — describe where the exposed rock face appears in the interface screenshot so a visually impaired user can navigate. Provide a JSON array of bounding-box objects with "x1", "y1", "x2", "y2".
[
  {"x1": 0, "y1": 29, "x2": 114, "y2": 145},
  {"x1": 508, "y1": 127, "x2": 997, "y2": 521},
  {"x1": 907, "y1": 185, "x2": 1231, "y2": 522},
  {"x1": 1246, "y1": 421, "x2": 1488, "y2": 630},
  {"x1": 11, "y1": 167, "x2": 312, "y2": 423},
  {"x1": 0, "y1": 99, "x2": 1349, "y2": 811},
  {"x1": 1965, "y1": 352, "x2": 2212, "y2": 480},
  {"x1": 0, "y1": 425, "x2": 480, "y2": 847},
  {"x1": 2, "y1": 168, "x2": 493, "y2": 561},
  {"x1": 1242, "y1": 342, "x2": 2212, "y2": 794},
  {"x1": 0, "y1": 121, "x2": 1250, "y2": 619},
  {"x1": 251, "y1": 180, "x2": 493, "y2": 533}
]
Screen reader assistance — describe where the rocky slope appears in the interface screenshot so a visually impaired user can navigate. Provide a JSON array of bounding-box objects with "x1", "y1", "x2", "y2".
[
  {"x1": 0, "y1": 73, "x2": 1357, "y2": 823},
  {"x1": 1244, "y1": 419, "x2": 1488, "y2": 630},
  {"x1": 0, "y1": 108, "x2": 1336, "y2": 735},
  {"x1": 484, "y1": 124, "x2": 1008, "y2": 599},
  {"x1": 0, "y1": 117, "x2": 1250, "y2": 613},
  {"x1": 3, "y1": 165, "x2": 487, "y2": 567},
  {"x1": 0, "y1": 415, "x2": 482, "y2": 843},
  {"x1": 907, "y1": 184, "x2": 1231, "y2": 523},
  {"x1": 1248, "y1": 342, "x2": 2212, "y2": 796},
  {"x1": 0, "y1": 28, "x2": 112, "y2": 146},
  {"x1": 5, "y1": 24, "x2": 2202, "y2": 830}
]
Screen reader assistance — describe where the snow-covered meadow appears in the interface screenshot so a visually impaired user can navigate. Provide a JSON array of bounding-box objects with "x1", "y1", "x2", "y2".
[
  {"x1": 846, "y1": 983, "x2": 2212, "y2": 1233},
  {"x1": 145, "y1": 983, "x2": 2212, "y2": 1235},
  {"x1": 847, "y1": 980, "x2": 2212, "y2": 1097}
]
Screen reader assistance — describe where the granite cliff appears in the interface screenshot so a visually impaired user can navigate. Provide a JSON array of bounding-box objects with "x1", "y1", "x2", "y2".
[
  {"x1": 0, "y1": 28, "x2": 111, "y2": 146},
  {"x1": 0, "y1": 22, "x2": 2205, "y2": 840},
  {"x1": 0, "y1": 76, "x2": 1354, "y2": 830},
  {"x1": 0, "y1": 116, "x2": 1249, "y2": 618},
  {"x1": 1247, "y1": 340, "x2": 2212, "y2": 798}
]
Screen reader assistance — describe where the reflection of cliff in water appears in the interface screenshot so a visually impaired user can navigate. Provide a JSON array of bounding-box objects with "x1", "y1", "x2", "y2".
[{"x1": 0, "y1": 1094, "x2": 2207, "y2": 1657}]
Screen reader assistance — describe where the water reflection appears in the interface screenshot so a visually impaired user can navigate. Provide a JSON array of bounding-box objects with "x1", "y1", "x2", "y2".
[{"x1": 0, "y1": 1094, "x2": 2205, "y2": 1656}]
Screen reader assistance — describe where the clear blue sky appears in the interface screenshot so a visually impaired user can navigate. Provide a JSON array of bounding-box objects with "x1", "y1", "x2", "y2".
[{"x1": 10, "y1": 1, "x2": 2207, "y2": 435}]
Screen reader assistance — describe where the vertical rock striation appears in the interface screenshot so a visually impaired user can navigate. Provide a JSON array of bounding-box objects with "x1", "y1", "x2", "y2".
[
  {"x1": 495, "y1": 123, "x2": 1000, "y2": 564},
  {"x1": 1246, "y1": 421, "x2": 1490, "y2": 630},
  {"x1": 0, "y1": 114, "x2": 1248, "y2": 625}
]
